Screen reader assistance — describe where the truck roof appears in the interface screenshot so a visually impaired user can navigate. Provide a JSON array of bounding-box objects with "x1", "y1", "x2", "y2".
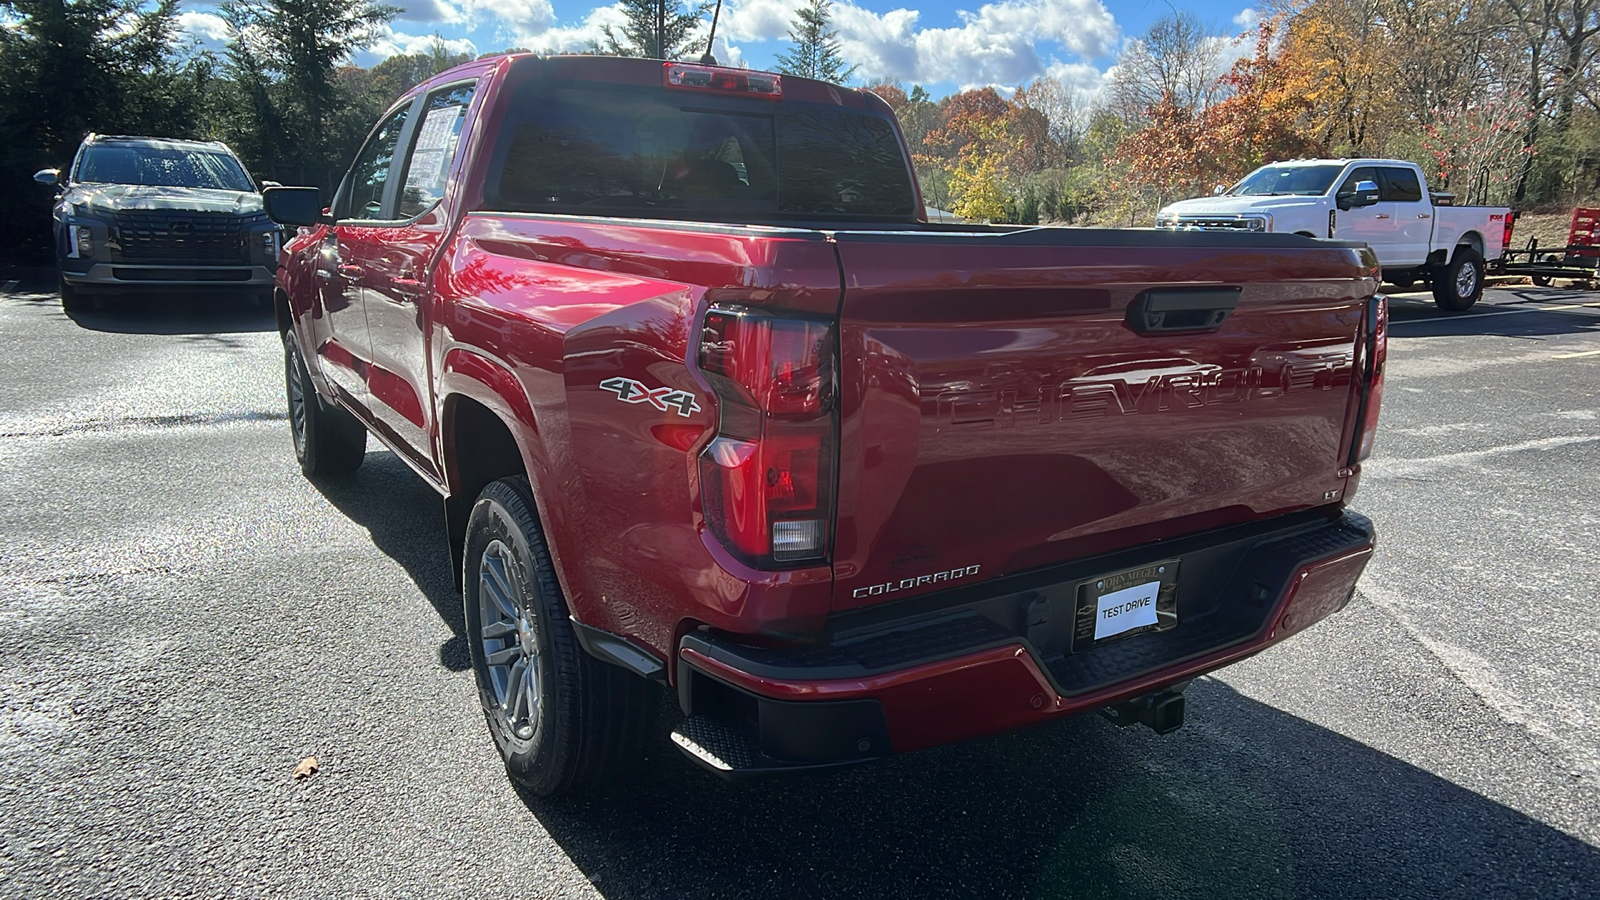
[{"x1": 1267, "y1": 158, "x2": 1418, "y2": 168}]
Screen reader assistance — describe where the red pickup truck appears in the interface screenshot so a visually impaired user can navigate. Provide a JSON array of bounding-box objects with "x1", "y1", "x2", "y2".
[{"x1": 264, "y1": 55, "x2": 1383, "y2": 796}]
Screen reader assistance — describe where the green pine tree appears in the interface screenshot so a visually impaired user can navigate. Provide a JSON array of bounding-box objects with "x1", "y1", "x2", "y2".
[
  {"x1": 774, "y1": 0, "x2": 856, "y2": 83},
  {"x1": 598, "y1": 0, "x2": 707, "y2": 61}
]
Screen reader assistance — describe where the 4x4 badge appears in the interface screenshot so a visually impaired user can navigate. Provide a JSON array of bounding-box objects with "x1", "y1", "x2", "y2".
[{"x1": 600, "y1": 377, "x2": 702, "y2": 418}]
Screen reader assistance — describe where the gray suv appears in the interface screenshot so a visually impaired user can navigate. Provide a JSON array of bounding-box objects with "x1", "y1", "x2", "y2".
[{"x1": 36, "y1": 134, "x2": 282, "y2": 311}]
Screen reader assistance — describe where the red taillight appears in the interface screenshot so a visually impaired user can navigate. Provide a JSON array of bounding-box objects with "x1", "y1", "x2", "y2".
[
  {"x1": 698, "y1": 308, "x2": 835, "y2": 565},
  {"x1": 1352, "y1": 295, "x2": 1387, "y2": 463},
  {"x1": 1502, "y1": 212, "x2": 1516, "y2": 254},
  {"x1": 664, "y1": 63, "x2": 783, "y2": 99}
]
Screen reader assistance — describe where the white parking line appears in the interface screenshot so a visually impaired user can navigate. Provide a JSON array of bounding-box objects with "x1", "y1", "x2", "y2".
[
  {"x1": 1361, "y1": 435, "x2": 1600, "y2": 478},
  {"x1": 1552, "y1": 348, "x2": 1600, "y2": 359}
]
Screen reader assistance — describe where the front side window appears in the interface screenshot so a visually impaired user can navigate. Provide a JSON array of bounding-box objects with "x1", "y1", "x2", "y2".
[
  {"x1": 1338, "y1": 167, "x2": 1380, "y2": 196},
  {"x1": 485, "y1": 83, "x2": 916, "y2": 222},
  {"x1": 76, "y1": 144, "x2": 253, "y2": 192},
  {"x1": 344, "y1": 106, "x2": 411, "y2": 220},
  {"x1": 397, "y1": 83, "x2": 476, "y2": 218}
]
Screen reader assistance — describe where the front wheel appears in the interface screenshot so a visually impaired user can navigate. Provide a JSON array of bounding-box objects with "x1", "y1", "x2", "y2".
[
  {"x1": 283, "y1": 330, "x2": 366, "y2": 479},
  {"x1": 1432, "y1": 249, "x2": 1484, "y2": 312},
  {"x1": 59, "y1": 275, "x2": 91, "y2": 313},
  {"x1": 463, "y1": 477, "x2": 656, "y2": 797}
]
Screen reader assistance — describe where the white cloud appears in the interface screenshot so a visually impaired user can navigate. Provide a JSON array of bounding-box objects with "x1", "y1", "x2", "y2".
[
  {"x1": 517, "y1": 4, "x2": 628, "y2": 54},
  {"x1": 176, "y1": 11, "x2": 230, "y2": 43},
  {"x1": 460, "y1": 0, "x2": 555, "y2": 30},
  {"x1": 1233, "y1": 8, "x2": 1260, "y2": 31},
  {"x1": 394, "y1": 0, "x2": 463, "y2": 24},
  {"x1": 832, "y1": 0, "x2": 1121, "y2": 88},
  {"x1": 1045, "y1": 60, "x2": 1107, "y2": 97},
  {"x1": 368, "y1": 26, "x2": 479, "y2": 59},
  {"x1": 722, "y1": 0, "x2": 799, "y2": 43}
]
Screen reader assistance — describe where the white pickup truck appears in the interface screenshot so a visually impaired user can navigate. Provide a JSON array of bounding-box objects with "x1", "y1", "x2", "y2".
[{"x1": 1155, "y1": 158, "x2": 1511, "y2": 311}]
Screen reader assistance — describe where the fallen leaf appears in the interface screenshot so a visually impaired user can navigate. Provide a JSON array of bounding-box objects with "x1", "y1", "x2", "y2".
[{"x1": 292, "y1": 756, "x2": 319, "y2": 781}]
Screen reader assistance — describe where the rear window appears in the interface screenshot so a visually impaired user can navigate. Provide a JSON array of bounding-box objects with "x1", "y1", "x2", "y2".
[
  {"x1": 76, "y1": 144, "x2": 253, "y2": 192},
  {"x1": 485, "y1": 84, "x2": 916, "y2": 222}
]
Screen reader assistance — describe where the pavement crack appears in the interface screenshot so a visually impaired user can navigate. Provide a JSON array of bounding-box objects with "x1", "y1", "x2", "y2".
[{"x1": 0, "y1": 411, "x2": 286, "y2": 439}]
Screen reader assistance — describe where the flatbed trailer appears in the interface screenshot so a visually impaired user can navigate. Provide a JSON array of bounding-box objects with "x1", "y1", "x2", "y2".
[{"x1": 1499, "y1": 207, "x2": 1600, "y2": 286}]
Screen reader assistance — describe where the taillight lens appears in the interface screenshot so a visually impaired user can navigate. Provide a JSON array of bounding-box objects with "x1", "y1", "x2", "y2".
[
  {"x1": 1352, "y1": 295, "x2": 1387, "y2": 463},
  {"x1": 1502, "y1": 212, "x2": 1516, "y2": 254},
  {"x1": 698, "y1": 308, "x2": 835, "y2": 565}
]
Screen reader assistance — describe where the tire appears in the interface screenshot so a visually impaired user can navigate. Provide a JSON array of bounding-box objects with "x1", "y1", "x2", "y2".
[
  {"x1": 59, "y1": 275, "x2": 91, "y2": 313},
  {"x1": 1386, "y1": 272, "x2": 1415, "y2": 289},
  {"x1": 283, "y1": 330, "x2": 366, "y2": 479},
  {"x1": 1432, "y1": 248, "x2": 1484, "y2": 312},
  {"x1": 463, "y1": 477, "x2": 657, "y2": 797},
  {"x1": 1531, "y1": 274, "x2": 1552, "y2": 287}
]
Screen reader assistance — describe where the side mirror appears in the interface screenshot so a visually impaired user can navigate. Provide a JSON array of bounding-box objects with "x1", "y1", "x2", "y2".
[
  {"x1": 1337, "y1": 180, "x2": 1381, "y2": 211},
  {"x1": 34, "y1": 168, "x2": 60, "y2": 187},
  {"x1": 1212, "y1": 184, "x2": 1227, "y2": 195},
  {"x1": 260, "y1": 180, "x2": 283, "y2": 189},
  {"x1": 263, "y1": 186, "x2": 327, "y2": 227}
]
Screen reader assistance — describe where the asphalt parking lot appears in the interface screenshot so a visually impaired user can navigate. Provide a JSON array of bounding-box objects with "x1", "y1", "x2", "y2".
[{"x1": 1, "y1": 274, "x2": 1597, "y2": 899}]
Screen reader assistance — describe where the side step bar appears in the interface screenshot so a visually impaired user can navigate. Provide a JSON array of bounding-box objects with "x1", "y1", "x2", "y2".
[{"x1": 670, "y1": 716, "x2": 878, "y2": 780}]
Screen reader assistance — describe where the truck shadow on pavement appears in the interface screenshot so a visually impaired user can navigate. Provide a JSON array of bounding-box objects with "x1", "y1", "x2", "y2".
[
  {"x1": 302, "y1": 451, "x2": 1600, "y2": 900},
  {"x1": 57, "y1": 292, "x2": 277, "y2": 337},
  {"x1": 1387, "y1": 288, "x2": 1600, "y2": 338},
  {"x1": 523, "y1": 674, "x2": 1600, "y2": 900},
  {"x1": 307, "y1": 450, "x2": 471, "y2": 672}
]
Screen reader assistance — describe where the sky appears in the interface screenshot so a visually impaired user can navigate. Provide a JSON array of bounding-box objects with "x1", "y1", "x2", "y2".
[{"x1": 173, "y1": 0, "x2": 1264, "y2": 99}]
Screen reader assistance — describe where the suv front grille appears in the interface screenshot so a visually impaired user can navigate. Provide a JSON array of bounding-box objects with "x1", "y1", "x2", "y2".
[{"x1": 112, "y1": 212, "x2": 251, "y2": 263}]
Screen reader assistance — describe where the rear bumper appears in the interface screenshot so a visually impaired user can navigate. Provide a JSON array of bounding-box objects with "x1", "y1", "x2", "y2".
[{"x1": 672, "y1": 508, "x2": 1374, "y2": 775}]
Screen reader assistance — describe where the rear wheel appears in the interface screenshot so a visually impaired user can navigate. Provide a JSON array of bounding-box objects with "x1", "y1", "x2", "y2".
[
  {"x1": 283, "y1": 330, "x2": 365, "y2": 479},
  {"x1": 1432, "y1": 248, "x2": 1484, "y2": 312},
  {"x1": 463, "y1": 477, "x2": 657, "y2": 797}
]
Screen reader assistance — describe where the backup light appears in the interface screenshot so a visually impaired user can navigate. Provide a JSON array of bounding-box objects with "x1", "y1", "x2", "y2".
[
  {"x1": 698, "y1": 308, "x2": 834, "y2": 566},
  {"x1": 664, "y1": 63, "x2": 782, "y2": 99}
]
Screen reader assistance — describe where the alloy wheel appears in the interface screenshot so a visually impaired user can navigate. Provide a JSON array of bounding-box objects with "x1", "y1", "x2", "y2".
[{"x1": 478, "y1": 539, "x2": 542, "y2": 740}]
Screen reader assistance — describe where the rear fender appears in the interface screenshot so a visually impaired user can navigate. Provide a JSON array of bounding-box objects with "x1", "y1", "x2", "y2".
[
  {"x1": 1456, "y1": 231, "x2": 1485, "y2": 259},
  {"x1": 438, "y1": 348, "x2": 567, "y2": 593}
]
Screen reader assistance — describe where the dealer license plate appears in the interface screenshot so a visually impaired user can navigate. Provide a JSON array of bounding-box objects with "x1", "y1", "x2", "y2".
[{"x1": 1072, "y1": 560, "x2": 1179, "y2": 650}]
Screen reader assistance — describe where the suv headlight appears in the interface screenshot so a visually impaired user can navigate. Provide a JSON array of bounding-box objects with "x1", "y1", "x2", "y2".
[{"x1": 1242, "y1": 214, "x2": 1273, "y2": 233}]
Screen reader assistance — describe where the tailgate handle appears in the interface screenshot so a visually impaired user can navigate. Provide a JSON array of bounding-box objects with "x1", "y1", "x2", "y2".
[{"x1": 1127, "y1": 288, "x2": 1241, "y2": 334}]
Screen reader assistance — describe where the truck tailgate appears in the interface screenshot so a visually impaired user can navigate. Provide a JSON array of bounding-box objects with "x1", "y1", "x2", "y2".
[{"x1": 830, "y1": 228, "x2": 1377, "y2": 611}]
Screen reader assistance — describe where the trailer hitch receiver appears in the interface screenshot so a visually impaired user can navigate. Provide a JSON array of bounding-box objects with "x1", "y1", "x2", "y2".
[{"x1": 1100, "y1": 687, "x2": 1187, "y2": 735}]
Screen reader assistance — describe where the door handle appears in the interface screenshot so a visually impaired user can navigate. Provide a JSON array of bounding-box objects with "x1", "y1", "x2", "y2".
[
  {"x1": 337, "y1": 264, "x2": 364, "y2": 279},
  {"x1": 1374, "y1": 214, "x2": 1390, "y2": 219},
  {"x1": 391, "y1": 277, "x2": 423, "y2": 297},
  {"x1": 1417, "y1": 213, "x2": 1432, "y2": 219}
]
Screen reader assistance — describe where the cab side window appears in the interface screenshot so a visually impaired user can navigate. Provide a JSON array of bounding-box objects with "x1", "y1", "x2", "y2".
[
  {"x1": 344, "y1": 106, "x2": 411, "y2": 220},
  {"x1": 1379, "y1": 167, "x2": 1423, "y2": 203},
  {"x1": 397, "y1": 83, "x2": 477, "y2": 219}
]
